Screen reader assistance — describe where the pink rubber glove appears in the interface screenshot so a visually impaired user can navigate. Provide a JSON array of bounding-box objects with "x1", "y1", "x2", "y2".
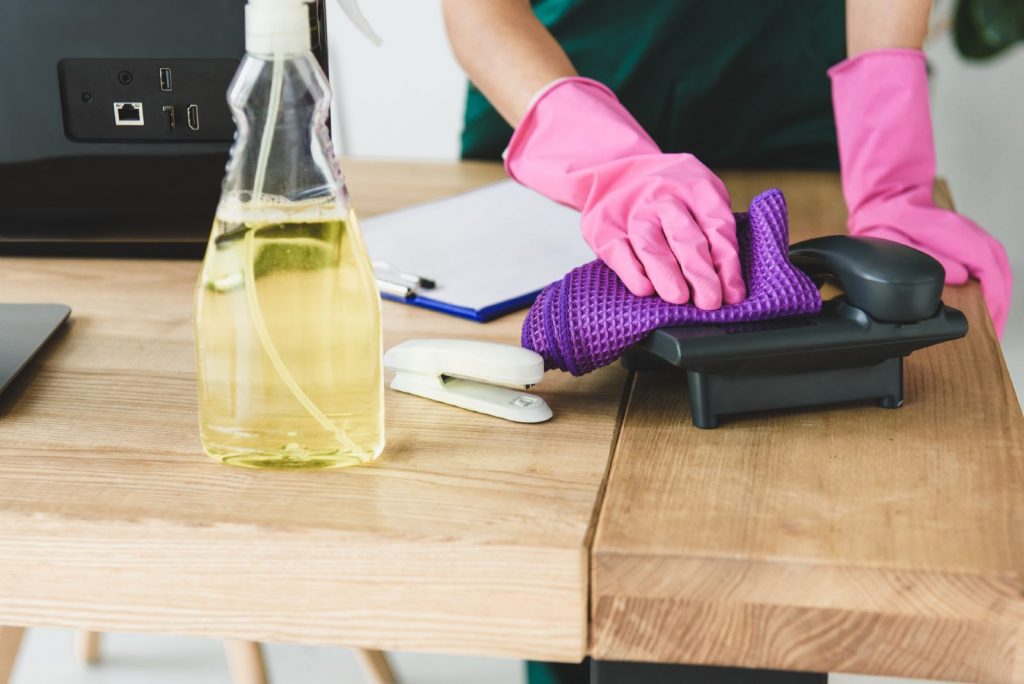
[
  {"x1": 505, "y1": 77, "x2": 746, "y2": 309},
  {"x1": 830, "y1": 49, "x2": 1012, "y2": 337}
]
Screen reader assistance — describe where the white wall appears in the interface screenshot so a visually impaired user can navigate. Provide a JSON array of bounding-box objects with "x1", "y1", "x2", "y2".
[
  {"x1": 328, "y1": 2, "x2": 1024, "y2": 400},
  {"x1": 327, "y1": 0, "x2": 464, "y2": 159}
]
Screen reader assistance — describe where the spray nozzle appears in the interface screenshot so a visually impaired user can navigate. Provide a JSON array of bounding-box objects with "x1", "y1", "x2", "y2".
[{"x1": 335, "y1": 0, "x2": 382, "y2": 46}]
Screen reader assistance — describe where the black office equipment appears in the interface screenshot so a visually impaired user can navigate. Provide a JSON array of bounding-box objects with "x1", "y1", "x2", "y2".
[
  {"x1": 0, "y1": 0, "x2": 329, "y2": 256},
  {"x1": 624, "y1": 236, "x2": 969, "y2": 428},
  {"x1": 0, "y1": 304, "x2": 71, "y2": 397}
]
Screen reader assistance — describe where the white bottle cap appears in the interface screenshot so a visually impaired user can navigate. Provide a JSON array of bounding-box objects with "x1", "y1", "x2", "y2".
[
  {"x1": 246, "y1": 0, "x2": 381, "y2": 56},
  {"x1": 245, "y1": 0, "x2": 310, "y2": 56}
]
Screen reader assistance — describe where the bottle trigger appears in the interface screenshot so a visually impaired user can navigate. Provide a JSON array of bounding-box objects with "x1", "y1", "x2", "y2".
[{"x1": 334, "y1": 0, "x2": 382, "y2": 46}]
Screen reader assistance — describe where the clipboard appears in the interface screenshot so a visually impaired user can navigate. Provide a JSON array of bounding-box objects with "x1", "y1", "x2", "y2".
[{"x1": 360, "y1": 180, "x2": 594, "y2": 322}]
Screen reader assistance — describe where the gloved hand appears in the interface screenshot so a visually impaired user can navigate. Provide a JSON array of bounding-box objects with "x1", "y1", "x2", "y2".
[
  {"x1": 830, "y1": 48, "x2": 1012, "y2": 336},
  {"x1": 505, "y1": 77, "x2": 746, "y2": 309}
]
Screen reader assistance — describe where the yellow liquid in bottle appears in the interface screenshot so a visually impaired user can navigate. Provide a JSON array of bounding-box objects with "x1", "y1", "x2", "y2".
[{"x1": 194, "y1": 202, "x2": 384, "y2": 469}]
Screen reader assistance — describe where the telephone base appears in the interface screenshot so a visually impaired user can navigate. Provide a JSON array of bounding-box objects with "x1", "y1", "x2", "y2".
[
  {"x1": 680, "y1": 357, "x2": 903, "y2": 429},
  {"x1": 622, "y1": 299, "x2": 966, "y2": 428}
]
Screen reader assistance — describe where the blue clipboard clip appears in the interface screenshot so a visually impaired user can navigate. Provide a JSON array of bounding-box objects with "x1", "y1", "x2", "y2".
[
  {"x1": 373, "y1": 262, "x2": 539, "y2": 322},
  {"x1": 379, "y1": 290, "x2": 541, "y2": 323}
]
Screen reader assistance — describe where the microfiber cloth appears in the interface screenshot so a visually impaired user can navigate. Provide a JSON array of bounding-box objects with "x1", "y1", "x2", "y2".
[{"x1": 521, "y1": 189, "x2": 823, "y2": 375}]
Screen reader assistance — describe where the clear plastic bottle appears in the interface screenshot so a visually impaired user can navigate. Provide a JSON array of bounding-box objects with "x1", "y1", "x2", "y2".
[{"x1": 194, "y1": 0, "x2": 384, "y2": 469}]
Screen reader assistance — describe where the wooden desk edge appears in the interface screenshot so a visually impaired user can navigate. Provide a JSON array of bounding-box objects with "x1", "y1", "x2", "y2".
[
  {"x1": 587, "y1": 178, "x2": 1024, "y2": 683},
  {"x1": 0, "y1": 158, "x2": 605, "y2": 663},
  {"x1": 0, "y1": 510, "x2": 592, "y2": 662},
  {"x1": 590, "y1": 548, "x2": 1024, "y2": 682}
]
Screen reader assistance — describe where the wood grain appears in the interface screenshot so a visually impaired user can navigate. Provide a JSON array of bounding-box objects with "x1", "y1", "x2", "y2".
[
  {"x1": 0, "y1": 160, "x2": 624, "y2": 662},
  {"x1": 591, "y1": 171, "x2": 1024, "y2": 682}
]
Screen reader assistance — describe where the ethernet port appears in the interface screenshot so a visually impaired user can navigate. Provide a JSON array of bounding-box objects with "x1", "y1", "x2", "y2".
[{"x1": 113, "y1": 102, "x2": 144, "y2": 126}]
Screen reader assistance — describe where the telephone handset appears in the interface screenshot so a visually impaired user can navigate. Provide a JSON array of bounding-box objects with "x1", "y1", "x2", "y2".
[
  {"x1": 625, "y1": 235, "x2": 969, "y2": 428},
  {"x1": 788, "y1": 235, "x2": 945, "y2": 323}
]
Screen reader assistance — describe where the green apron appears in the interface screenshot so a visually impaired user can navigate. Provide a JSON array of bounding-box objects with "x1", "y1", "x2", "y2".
[
  {"x1": 461, "y1": 0, "x2": 846, "y2": 170},
  {"x1": 469, "y1": 6, "x2": 848, "y2": 682}
]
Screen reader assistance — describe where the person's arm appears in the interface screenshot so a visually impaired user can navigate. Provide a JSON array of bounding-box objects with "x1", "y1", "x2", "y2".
[
  {"x1": 441, "y1": 0, "x2": 746, "y2": 309},
  {"x1": 441, "y1": 0, "x2": 575, "y2": 126},
  {"x1": 846, "y1": 0, "x2": 932, "y2": 54},
  {"x1": 832, "y1": 0, "x2": 1012, "y2": 335}
]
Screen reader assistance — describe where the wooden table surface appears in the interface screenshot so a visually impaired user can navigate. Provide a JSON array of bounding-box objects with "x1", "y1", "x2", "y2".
[
  {"x1": 0, "y1": 161, "x2": 1020, "y2": 681},
  {"x1": 591, "y1": 172, "x2": 1024, "y2": 683},
  {"x1": 0, "y1": 160, "x2": 626, "y2": 662}
]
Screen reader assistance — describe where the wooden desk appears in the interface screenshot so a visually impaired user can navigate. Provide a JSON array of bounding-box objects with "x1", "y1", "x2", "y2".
[
  {"x1": 1, "y1": 162, "x2": 1020, "y2": 683},
  {"x1": 591, "y1": 172, "x2": 1024, "y2": 683},
  {"x1": 0, "y1": 160, "x2": 627, "y2": 662}
]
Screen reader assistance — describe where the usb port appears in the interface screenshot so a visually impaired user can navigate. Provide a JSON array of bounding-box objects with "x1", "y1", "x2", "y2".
[
  {"x1": 113, "y1": 102, "x2": 144, "y2": 126},
  {"x1": 186, "y1": 104, "x2": 199, "y2": 131},
  {"x1": 159, "y1": 67, "x2": 172, "y2": 92}
]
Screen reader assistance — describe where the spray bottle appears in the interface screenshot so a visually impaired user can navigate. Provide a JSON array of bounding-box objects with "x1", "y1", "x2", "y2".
[{"x1": 194, "y1": 0, "x2": 384, "y2": 469}]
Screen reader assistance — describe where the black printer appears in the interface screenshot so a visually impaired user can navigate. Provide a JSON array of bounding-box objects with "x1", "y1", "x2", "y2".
[{"x1": 0, "y1": 0, "x2": 329, "y2": 256}]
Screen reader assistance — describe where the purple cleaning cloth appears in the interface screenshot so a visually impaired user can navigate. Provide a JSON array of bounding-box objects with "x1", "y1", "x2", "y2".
[{"x1": 522, "y1": 189, "x2": 823, "y2": 376}]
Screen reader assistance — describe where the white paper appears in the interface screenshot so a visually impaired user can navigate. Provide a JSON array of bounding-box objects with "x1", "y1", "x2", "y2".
[{"x1": 360, "y1": 180, "x2": 594, "y2": 313}]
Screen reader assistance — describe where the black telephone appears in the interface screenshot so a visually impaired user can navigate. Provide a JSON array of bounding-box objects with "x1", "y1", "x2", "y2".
[{"x1": 624, "y1": 235, "x2": 968, "y2": 428}]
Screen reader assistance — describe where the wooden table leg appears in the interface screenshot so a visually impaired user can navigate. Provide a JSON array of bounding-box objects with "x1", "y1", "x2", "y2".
[
  {"x1": 590, "y1": 660, "x2": 826, "y2": 683},
  {"x1": 74, "y1": 630, "x2": 101, "y2": 664},
  {"x1": 352, "y1": 649, "x2": 396, "y2": 684},
  {"x1": 0, "y1": 627, "x2": 25, "y2": 684},
  {"x1": 224, "y1": 640, "x2": 268, "y2": 684}
]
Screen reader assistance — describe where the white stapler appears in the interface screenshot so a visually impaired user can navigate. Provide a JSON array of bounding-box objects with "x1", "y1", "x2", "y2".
[{"x1": 383, "y1": 339, "x2": 553, "y2": 423}]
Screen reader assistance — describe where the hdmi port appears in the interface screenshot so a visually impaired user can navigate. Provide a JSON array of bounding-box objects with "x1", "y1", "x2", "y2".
[{"x1": 186, "y1": 104, "x2": 199, "y2": 131}]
